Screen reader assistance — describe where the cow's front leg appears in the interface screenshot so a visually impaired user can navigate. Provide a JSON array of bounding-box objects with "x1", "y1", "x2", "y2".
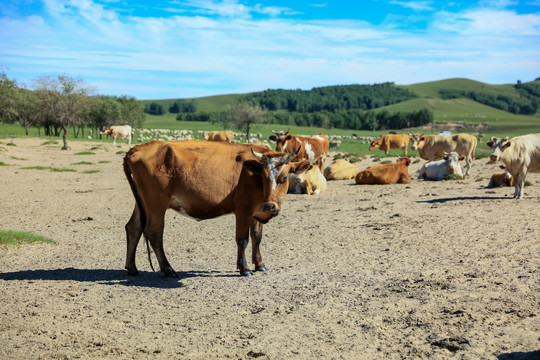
[
  {"x1": 250, "y1": 219, "x2": 266, "y2": 272},
  {"x1": 235, "y1": 214, "x2": 253, "y2": 276}
]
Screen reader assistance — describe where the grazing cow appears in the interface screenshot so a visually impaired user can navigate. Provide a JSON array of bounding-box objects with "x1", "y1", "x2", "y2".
[
  {"x1": 289, "y1": 165, "x2": 327, "y2": 195},
  {"x1": 205, "y1": 130, "x2": 234, "y2": 142},
  {"x1": 269, "y1": 130, "x2": 330, "y2": 171},
  {"x1": 101, "y1": 125, "x2": 132, "y2": 145},
  {"x1": 417, "y1": 152, "x2": 463, "y2": 181},
  {"x1": 487, "y1": 134, "x2": 540, "y2": 199},
  {"x1": 355, "y1": 157, "x2": 411, "y2": 185},
  {"x1": 410, "y1": 133, "x2": 477, "y2": 176},
  {"x1": 324, "y1": 159, "x2": 359, "y2": 180},
  {"x1": 370, "y1": 134, "x2": 410, "y2": 155},
  {"x1": 487, "y1": 165, "x2": 514, "y2": 188},
  {"x1": 123, "y1": 140, "x2": 310, "y2": 277}
]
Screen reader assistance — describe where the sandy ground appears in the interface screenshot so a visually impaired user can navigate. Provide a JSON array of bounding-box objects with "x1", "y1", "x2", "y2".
[{"x1": 0, "y1": 137, "x2": 539, "y2": 360}]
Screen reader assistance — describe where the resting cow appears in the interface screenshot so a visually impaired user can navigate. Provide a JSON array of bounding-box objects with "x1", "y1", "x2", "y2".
[
  {"x1": 355, "y1": 157, "x2": 411, "y2": 185},
  {"x1": 289, "y1": 165, "x2": 326, "y2": 195},
  {"x1": 410, "y1": 133, "x2": 477, "y2": 176},
  {"x1": 370, "y1": 134, "x2": 410, "y2": 155},
  {"x1": 487, "y1": 165, "x2": 513, "y2": 188},
  {"x1": 324, "y1": 159, "x2": 359, "y2": 180},
  {"x1": 417, "y1": 152, "x2": 463, "y2": 181},
  {"x1": 123, "y1": 140, "x2": 310, "y2": 277},
  {"x1": 101, "y1": 125, "x2": 132, "y2": 145},
  {"x1": 269, "y1": 130, "x2": 329, "y2": 171},
  {"x1": 487, "y1": 134, "x2": 540, "y2": 199},
  {"x1": 205, "y1": 130, "x2": 234, "y2": 142}
]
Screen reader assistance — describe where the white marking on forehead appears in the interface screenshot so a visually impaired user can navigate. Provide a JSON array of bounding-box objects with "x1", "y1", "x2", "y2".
[
  {"x1": 304, "y1": 142, "x2": 315, "y2": 161},
  {"x1": 266, "y1": 157, "x2": 285, "y2": 191}
]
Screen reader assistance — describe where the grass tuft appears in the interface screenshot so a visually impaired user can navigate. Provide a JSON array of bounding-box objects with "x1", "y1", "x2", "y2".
[
  {"x1": 74, "y1": 151, "x2": 95, "y2": 155},
  {"x1": 82, "y1": 170, "x2": 100, "y2": 174},
  {"x1": 71, "y1": 161, "x2": 94, "y2": 165},
  {"x1": 0, "y1": 230, "x2": 54, "y2": 246}
]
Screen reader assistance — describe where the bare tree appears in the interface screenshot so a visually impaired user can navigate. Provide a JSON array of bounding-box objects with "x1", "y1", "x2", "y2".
[
  {"x1": 32, "y1": 75, "x2": 94, "y2": 150},
  {"x1": 117, "y1": 95, "x2": 145, "y2": 129},
  {"x1": 222, "y1": 102, "x2": 266, "y2": 142}
]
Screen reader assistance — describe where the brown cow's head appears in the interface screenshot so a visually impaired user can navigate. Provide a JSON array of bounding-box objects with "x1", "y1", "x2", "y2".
[
  {"x1": 250, "y1": 147, "x2": 309, "y2": 217},
  {"x1": 369, "y1": 138, "x2": 381, "y2": 151},
  {"x1": 100, "y1": 127, "x2": 113, "y2": 136},
  {"x1": 396, "y1": 156, "x2": 411, "y2": 167},
  {"x1": 269, "y1": 129, "x2": 291, "y2": 152},
  {"x1": 410, "y1": 134, "x2": 424, "y2": 151},
  {"x1": 486, "y1": 136, "x2": 510, "y2": 162}
]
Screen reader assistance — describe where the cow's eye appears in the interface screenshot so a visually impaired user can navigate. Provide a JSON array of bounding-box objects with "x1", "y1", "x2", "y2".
[{"x1": 280, "y1": 177, "x2": 288, "y2": 184}]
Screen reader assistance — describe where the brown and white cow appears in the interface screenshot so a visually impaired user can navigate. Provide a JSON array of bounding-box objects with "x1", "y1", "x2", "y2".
[
  {"x1": 269, "y1": 130, "x2": 330, "y2": 171},
  {"x1": 417, "y1": 152, "x2": 463, "y2": 181},
  {"x1": 410, "y1": 133, "x2": 477, "y2": 176},
  {"x1": 487, "y1": 134, "x2": 540, "y2": 199},
  {"x1": 487, "y1": 165, "x2": 514, "y2": 188},
  {"x1": 370, "y1": 134, "x2": 410, "y2": 155},
  {"x1": 205, "y1": 130, "x2": 234, "y2": 142},
  {"x1": 324, "y1": 159, "x2": 359, "y2": 180},
  {"x1": 101, "y1": 125, "x2": 132, "y2": 145},
  {"x1": 123, "y1": 140, "x2": 310, "y2": 277},
  {"x1": 288, "y1": 165, "x2": 327, "y2": 195},
  {"x1": 355, "y1": 157, "x2": 411, "y2": 185}
]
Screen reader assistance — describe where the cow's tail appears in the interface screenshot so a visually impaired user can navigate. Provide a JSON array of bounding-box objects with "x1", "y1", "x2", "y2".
[{"x1": 123, "y1": 150, "x2": 155, "y2": 272}]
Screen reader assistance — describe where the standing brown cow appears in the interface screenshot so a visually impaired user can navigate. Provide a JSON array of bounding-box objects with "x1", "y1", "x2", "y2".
[
  {"x1": 369, "y1": 134, "x2": 410, "y2": 155},
  {"x1": 269, "y1": 130, "x2": 329, "y2": 171},
  {"x1": 123, "y1": 140, "x2": 310, "y2": 277}
]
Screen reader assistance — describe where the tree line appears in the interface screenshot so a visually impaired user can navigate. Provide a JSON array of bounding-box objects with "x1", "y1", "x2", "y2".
[
  {"x1": 177, "y1": 107, "x2": 433, "y2": 131},
  {"x1": 439, "y1": 81, "x2": 540, "y2": 116},
  {"x1": 0, "y1": 70, "x2": 145, "y2": 149},
  {"x1": 144, "y1": 99, "x2": 197, "y2": 115},
  {"x1": 240, "y1": 83, "x2": 418, "y2": 112}
]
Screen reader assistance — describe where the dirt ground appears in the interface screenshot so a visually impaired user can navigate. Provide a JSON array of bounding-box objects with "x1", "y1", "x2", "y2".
[{"x1": 0, "y1": 137, "x2": 539, "y2": 360}]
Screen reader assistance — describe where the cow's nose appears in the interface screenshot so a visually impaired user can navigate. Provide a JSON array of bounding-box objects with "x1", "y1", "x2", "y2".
[
  {"x1": 490, "y1": 155, "x2": 497, "y2": 162},
  {"x1": 263, "y1": 202, "x2": 279, "y2": 214},
  {"x1": 448, "y1": 166, "x2": 454, "y2": 172}
]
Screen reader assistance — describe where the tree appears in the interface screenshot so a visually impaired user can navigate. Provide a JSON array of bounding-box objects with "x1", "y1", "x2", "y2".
[
  {"x1": 222, "y1": 102, "x2": 266, "y2": 142},
  {"x1": 86, "y1": 96, "x2": 121, "y2": 136},
  {"x1": 0, "y1": 69, "x2": 18, "y2": 122},
  {"x1": 117, "y1": 95, "x2": 145, "y2": 128},
  {"x1": 32, "y1": 74, "x2": 94, "y2": 150},
  {"x1": 10, "y1": 86, "x2": 42, "y2": 135}
]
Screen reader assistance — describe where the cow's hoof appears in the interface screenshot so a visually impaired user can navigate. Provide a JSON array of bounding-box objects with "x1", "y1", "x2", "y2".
[
  {"x1": 161, "y1": 267, "x2": 179, "y2": 278},
  {"x1": 126, "y1": 268, "x2": 139, "y2": 276},
  {"x1": 255, "y1": 266, "x2": 267, "y2": 272},
  {"x1": 240, "y1": 270, "x2": 254, "y2": 276}
]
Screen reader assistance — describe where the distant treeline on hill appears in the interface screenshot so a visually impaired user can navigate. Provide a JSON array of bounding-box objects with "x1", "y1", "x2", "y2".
[
  {"x1": 439, "y1": 82, "x2": 540, "y2": 115},
  {"x1": 177, "y1": 108, "x2": 433, "y2": 131},
  {"x1": 240, "y1": 83, "x2": 418, "y2": 112}
]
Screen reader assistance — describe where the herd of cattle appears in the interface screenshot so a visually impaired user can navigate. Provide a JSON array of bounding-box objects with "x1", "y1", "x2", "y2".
[{"x1": 116, "y1": 124, "x2": 540, "y2": 276}]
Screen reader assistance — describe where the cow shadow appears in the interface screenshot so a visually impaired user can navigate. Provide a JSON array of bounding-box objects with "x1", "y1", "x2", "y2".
[
  {"x1": 497, "y1": 349, "x2": 540, "y2": 360},
  {"x1": 416, "y1": 195, "x2": 508, "y2": 204},
  {"x1": 0, "y1": 267, "x2": 238, "y2": 288}
]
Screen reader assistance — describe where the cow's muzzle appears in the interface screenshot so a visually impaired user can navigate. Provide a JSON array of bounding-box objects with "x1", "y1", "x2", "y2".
[
  {"x1": 262, "y1": 202, "x2": 280, "y2": 214},
  {"x1": 490, "y1": 155, "x2": 498, "y2": 162}
]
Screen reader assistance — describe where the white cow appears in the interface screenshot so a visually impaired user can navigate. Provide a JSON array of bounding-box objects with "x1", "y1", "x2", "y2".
[
  {"x1": 101, "y1": 125, "x2": 132, "y2": 145},
  {"x1": 487, "y1": 134, "x2": 540, "y2": 199},
  {"x1": 288, "y1": 165, "x2": 327, "y2": 195},
  {"x1": 418, "y1": 152, "x2": 463, "y2": 181}
]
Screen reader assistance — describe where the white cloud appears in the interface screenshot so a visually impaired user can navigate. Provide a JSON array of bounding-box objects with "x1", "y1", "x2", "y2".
[{"x1": 389, "y1": 1, "x2": 434, "y2": 11}]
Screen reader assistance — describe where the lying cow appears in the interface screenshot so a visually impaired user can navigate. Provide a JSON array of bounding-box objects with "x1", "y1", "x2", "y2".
[
  {"x1": 324, "y1": 159, "x2": 359, "y2": 180},
  {"x1": 410, "y1": 133, "x2": 477, "y2": 176},
  {"x1": 487, "y1": 165, "x2": 514, "y2": 188},
  {"x1": 289, "y1": 165, "x2": 327, "y2": 195},
  {"x1": 487, "y1": 134, "x2": 540, "y2": 199},
  {"x1": 369, "y1": 134, "x2": 410, "y2": 155},
  {"x1": 355, "y1": 157, "x2": 411, "y2": 185},
  {"x1": 101, "y1": 125, "x2": 132, "y2": 145},
  {"x1": 123, "y1": 140, "x2": 310, "y2": 277},
  {"x1": 205, "y1": 130, "x2": 234, "y2": 142},
  {"x1": 417, "y1": 152, "x2": 463, "y2": 181},
  {"x1": 269, "y1": 130, "x2": 329, "y2": 171}
]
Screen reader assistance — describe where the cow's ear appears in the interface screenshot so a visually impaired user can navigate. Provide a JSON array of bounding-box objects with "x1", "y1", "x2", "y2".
[
  {"x1": 284, "y1": 135, "x2": 293, "y2": 141},
  {"x1": 404, "y1": 157, "x2": 411, "y2": 166},
  {"x1": 290, "y1": 161, "x2": 311, "y2": 174},
  {"x1": 419, "y1": 136, "x2": 425, "y2": 141},
  {"x1": 269, "y1": 135, "x2": 277, "y2": 142},
  {"x1": 244, "y1": 160, "x2": 263, "y2": 173},
  {"x1": 486, "y1": 141, "x2": 494, "y2": 148},
  {"x1": 459, "y1": 155, "x2": 465, "y2": 161},
  {"x1": 502, "y1": 141, "x2": 511, "y2": 149},
  {"x1": 499, "y1": 164, "x2": 506, "y2": 170}
]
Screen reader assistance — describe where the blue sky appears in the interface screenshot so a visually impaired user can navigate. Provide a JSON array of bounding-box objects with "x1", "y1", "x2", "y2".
[{"x1": 1, "y1": 0, "x2": 539, "y2": 100}]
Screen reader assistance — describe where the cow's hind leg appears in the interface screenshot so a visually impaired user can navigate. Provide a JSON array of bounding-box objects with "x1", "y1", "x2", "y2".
[
  {"x1": 250, "y1": 219, "x2": 266, "y2": 272},
  {"x1": 145, "y1": 211, "x2": 177, "y2": 277},
  {"x1": 125, "y1": 205, "x2": 144, "y2": 275}
]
